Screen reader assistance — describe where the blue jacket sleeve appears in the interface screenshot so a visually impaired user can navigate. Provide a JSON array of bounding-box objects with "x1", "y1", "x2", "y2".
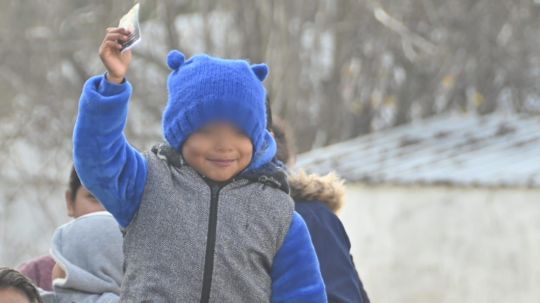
[
  {"x1": 295, "y1": 202, "x2": 370, "y2": 303},
  {"x1": 73, "y1": 75, "x2": 147, "y2": 227},
  {"x1": 271, "y1": 211, "x2": 327, "y2": 303}
]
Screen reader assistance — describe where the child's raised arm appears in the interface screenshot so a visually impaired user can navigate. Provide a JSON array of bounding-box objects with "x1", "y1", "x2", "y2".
[
  {"x1": 271, "y1": 212, "x2": 328, "y2": 302},
  {"x1": 73, "y1": 27, "x2": 147, "y2": 228}
]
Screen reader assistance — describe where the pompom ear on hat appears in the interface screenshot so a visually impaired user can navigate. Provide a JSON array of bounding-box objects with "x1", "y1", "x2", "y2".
[
  {"x1": 167, "y1": 50, "x2": 185, "y2": 70},
  {"x1": 251, "y1": 64, "x2": 269, "y2": 82}
]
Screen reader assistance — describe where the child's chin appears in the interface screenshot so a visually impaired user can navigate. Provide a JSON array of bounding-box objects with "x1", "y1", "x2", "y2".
[{"x1": 207, "y1": 171, "x2": 235, "y2": 182}]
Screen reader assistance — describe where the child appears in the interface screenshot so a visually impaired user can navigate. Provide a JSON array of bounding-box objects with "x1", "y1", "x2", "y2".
[
  {"x1": 268, "y1": 113, "x2": 371, "y2": 303},
  {"x1": 39, "y1": 212, "x2": 123, "y2": 303},
  {"x1": 73, "y1": 27, "x2": 327, "y2": 302},
  {"x1": 0, "y1": 267, "x2": 42, "y2": 303},
  {"x1": 18, "y1": 166, "x2": 106, "y2": 291}
]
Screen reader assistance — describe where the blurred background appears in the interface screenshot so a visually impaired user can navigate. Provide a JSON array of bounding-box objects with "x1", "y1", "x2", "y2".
[{"x1": 1, "y1": 0, "x2": 539, "y2": 302}]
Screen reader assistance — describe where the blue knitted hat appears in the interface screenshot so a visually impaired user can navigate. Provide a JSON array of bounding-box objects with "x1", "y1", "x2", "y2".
[{"x1": 162, "y1": 50, "x2": 276, "y2": 170}]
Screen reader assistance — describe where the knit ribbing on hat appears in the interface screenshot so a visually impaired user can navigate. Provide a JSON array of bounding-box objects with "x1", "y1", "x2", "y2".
[{"x1": 162, "y1": 51, "x2": 275, "y2": 170}]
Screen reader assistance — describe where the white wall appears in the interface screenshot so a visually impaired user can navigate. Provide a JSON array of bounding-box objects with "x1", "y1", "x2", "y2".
[{"x1": 339, "y1": 184, "x2": 540, "y2": 303}]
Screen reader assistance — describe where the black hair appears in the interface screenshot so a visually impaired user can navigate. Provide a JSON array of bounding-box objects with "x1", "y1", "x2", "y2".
[
  {"x1": 271, "y1": 119, "x2": 295, "y2": 164},
  {"x1": 0, "y1": 267, "x2": 42, "y2": 303},
  {"x1": 68, "y1": 165, "x2": 82, "y2": 201},
  {"x1": 265, "y1": 96, "x2": 295, "y2": 164},
  {"x1": 265, "y1": 96, "x2": 273, "y2": 130}
]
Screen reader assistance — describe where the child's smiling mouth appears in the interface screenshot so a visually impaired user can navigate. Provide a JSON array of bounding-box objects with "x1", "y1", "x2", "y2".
[{"x1": 207, "y1": 158, "x2": 237, "y2": 167}]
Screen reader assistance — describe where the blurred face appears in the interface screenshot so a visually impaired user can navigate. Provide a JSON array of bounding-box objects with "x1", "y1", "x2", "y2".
[
  {"x1": 51, "y1": 263, "x2": 66, "y2": 281},
  {"x1": 182, "y1": 122, "x2": 253, "y2": 182},
  {"x1": 65, "y1": 186, "x2": 105, "y2": 218},
  {"x1": 0, "y1": 288, "x2": 31, "y2": 303}
]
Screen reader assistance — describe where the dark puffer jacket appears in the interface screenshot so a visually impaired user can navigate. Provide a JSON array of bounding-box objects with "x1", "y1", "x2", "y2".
[{"x1": 291, "y1": 172, "x2": 370, "y2": 303}]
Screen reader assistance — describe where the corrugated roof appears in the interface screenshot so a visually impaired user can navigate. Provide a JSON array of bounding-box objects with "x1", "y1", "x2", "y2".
[{"x1": 296, "y1": 113, "x2": 540, "y2": 187}]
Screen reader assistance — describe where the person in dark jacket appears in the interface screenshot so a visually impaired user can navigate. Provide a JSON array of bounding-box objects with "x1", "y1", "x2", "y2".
[{"x1": 269, "y1": 114, "x2": 370, "y2": 303}]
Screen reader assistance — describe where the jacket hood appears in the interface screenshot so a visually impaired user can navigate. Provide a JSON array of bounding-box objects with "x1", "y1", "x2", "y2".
[
  {"x1": 41, "y1": 212, "x2": 123, "y2": 303},
  {"x1": 289, "y1": 171, "x2": 346, "y2": 213}
]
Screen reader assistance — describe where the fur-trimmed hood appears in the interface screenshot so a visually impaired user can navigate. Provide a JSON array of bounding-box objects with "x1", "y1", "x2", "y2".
[{"x1": 289, "y1": 171, "x2": 346, "y2": 213}]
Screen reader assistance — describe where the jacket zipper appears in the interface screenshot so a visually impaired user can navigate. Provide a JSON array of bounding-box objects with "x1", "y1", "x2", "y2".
[{"x1": 200, "y1": 182, "x2": 222, "y2": 303}]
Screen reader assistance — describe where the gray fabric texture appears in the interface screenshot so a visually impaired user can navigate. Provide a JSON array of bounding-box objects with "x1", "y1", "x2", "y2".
[
  {"x1": 41, "y1": 212, "x2": 123, "y2": 303},
  {"x1": 120, "y1": 148, "x2": 294, "y2": 303}
]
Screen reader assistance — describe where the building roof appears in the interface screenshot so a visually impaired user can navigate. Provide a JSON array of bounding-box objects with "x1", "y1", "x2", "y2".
[{"x1": 296, "y1": 113, "x2": 540, "y2": 188}]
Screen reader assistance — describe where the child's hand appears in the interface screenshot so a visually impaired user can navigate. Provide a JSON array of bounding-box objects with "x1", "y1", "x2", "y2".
[{"x1": 99, "y1": 27, "x2": 132, "y2": 84}]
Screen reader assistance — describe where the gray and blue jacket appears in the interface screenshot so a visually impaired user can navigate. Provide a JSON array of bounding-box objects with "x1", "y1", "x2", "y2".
[{"x1": 73, "y1": 75, "x2": 327, "y2": 302}]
